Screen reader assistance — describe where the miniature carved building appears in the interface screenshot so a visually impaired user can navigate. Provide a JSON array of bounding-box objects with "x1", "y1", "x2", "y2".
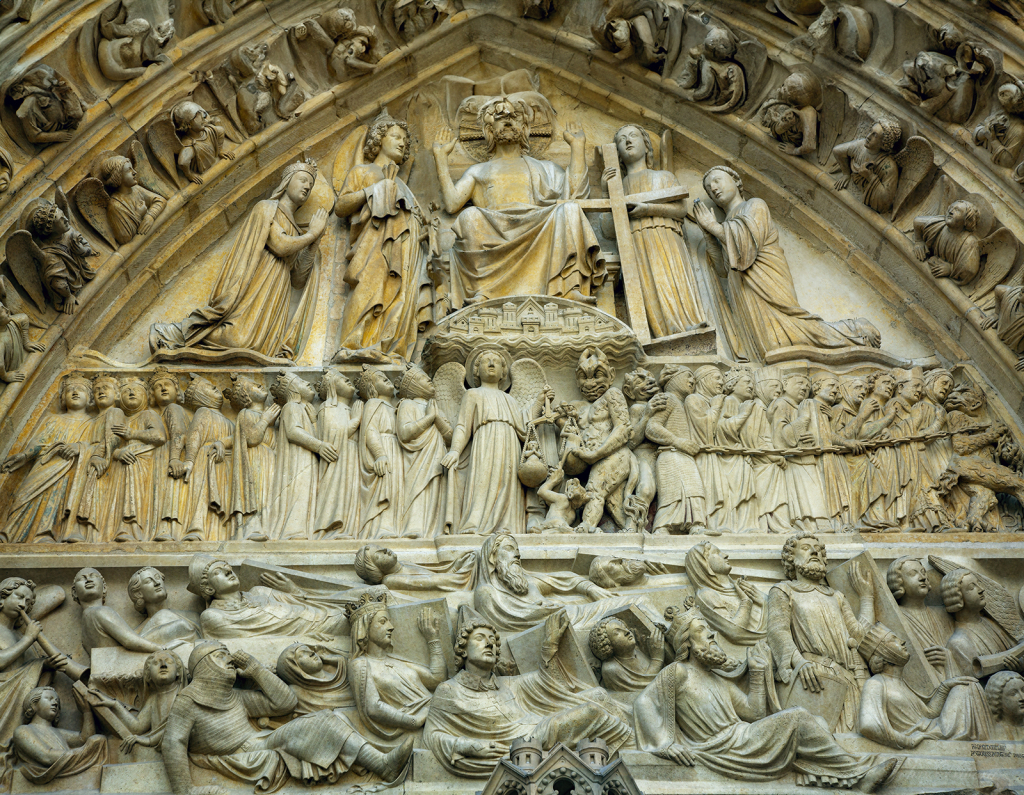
[{"x1": 479, "y1": 739, "x2": 643, "y2": 795}]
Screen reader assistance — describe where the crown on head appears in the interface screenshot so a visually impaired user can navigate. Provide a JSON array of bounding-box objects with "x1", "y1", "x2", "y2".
[
  {"x1": 281, "y1": 156, "x2": 317, "y2": 182},
  {"x1": 147, "y1": 367, "x2": 178, "y2": 391},
  {"x1": 344, "y1": 592, "x2": 389, "y2": 623}
]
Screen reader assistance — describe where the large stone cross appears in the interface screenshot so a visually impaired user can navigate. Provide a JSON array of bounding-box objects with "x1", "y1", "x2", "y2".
[{"x1": 576, "y1": 143, "x2": 688, "y2": 345}]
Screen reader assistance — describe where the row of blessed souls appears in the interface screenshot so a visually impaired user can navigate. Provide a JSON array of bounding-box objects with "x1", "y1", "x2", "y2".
[
  {"x1": 1, "y1": 539, "x2": 1023, "y2": 790},
  {"x1": 2, "y1": 3, "x2": 1024, "y2": 374},
  {"x1": 3, "y1": 354, "x2": 1024, "y2": 544}
]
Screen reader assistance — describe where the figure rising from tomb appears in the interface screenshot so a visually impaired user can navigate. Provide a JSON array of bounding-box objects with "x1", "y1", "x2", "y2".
[{"x1": 589, "y1": 616, "x2": 665, "y2": 692}]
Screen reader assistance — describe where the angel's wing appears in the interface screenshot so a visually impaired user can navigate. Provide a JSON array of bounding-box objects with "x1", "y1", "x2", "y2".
[
  {"x1": 54, "y1": 186, "x2": 71, "y2": 220},
  {"x1": 817, "y1": 85, "x2": 846, "y2": 168},
  {"x1": 332, "y1": 126, "x2": 368, "y2": 195},
  {"x1": 734, "y1": 38, "x2": 768, "y2": 105},
  {"x1": 71, "y1": 177, "x2": 117, "y2": 249},
  {"x1": 928, "y1": 555, "x2": 1024, "y2": 641},
  {"x1": 510, "y1": 357, "x2": 546, "y2": 412},
  {"x1": 433, "y1": 361, "x2": 466, "y2": 430},
  {"x1": 147, "y1": 118, "x2": 184, "y2": 188},
  {"x1": 128, "y1": 139, "x2": 166, "y2": 196},
  {"x1": 968, "y1": 227, "x2": 1021, "y2": 309},
  {"x1": 4, "y1": 230, "x2": 47, "y2": 312},
  {"x1": 892, "y1": 136, "x2": 935, "y2": 220}
]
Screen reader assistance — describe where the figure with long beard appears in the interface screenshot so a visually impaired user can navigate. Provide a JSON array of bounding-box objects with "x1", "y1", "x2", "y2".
[
  {"x1": 766, "y1": 533, "x2": 878, "y2": 732},
  {"x1": 634, "y1": 606, "x2": 898, "y2": 791},
  {"x1": 472, "y1": 532, "x2": 660, "y2": 632}
]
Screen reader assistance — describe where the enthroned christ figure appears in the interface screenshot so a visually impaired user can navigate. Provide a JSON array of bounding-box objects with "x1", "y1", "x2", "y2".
[{"x1": 432, "y1": 96, "x2": 604, "y2": 307}]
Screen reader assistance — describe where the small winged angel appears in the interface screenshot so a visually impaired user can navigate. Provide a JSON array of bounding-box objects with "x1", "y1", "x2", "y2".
[
  {"x1": 433, "y1": 347, "x2": 553, "y2": 535},
  {"x1": 928, "y1": 555, "x2": 1024, "y2": 677},
  {"x1": 913, "y1": 186, "x2": 1020, "y2": 314},
  {"x1": 832, "y1": 117, "x2": 934, "y2": 219},
  {"x1": 759, "y1": 71, "x2": 845, "y2": 165},
  {"x1": 70, "y1": 143, "x2": 168, "y2": 247},
  {"x1": 4, "y1": 189, "x2": 96, "y2": 315},
  {"x1": 148, "y1": 100, "x2": 235, "y2": 188}
]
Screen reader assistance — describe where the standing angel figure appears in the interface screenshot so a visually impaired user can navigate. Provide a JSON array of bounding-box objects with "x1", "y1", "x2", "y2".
[
  {"x1": 150, "y1": 158, "x2": 328, "y2": 360},
  {"x1": 438, "y1": 345, "x2": 551, "y2": 536},
  {"x1": 334, "y1": 109, "x2": 432, "y2": 363}
]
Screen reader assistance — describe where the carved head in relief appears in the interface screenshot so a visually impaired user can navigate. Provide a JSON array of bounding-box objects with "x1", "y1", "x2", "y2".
[
  {"x1": 694, "y1": 365, "x2": 724, "y2": 398},
  {"x1": 59, "y1": 374, "x2": 92, "y2": 411},
  {"x1": 685, "y1": 542, "x2": 734, "y2": 594},
  {"x1": 702, "y1": 165, "x2": 743, "y2": 210},
  {"x1": 364, "y1": 110, "x2": 410, "y2": 166},
  {"x1": 141, "y1": 650, "x2": 185, "y2": 700},
  {"x1": 942, "y1": 200, "x2": 980, "y2": 235},
  {"x1": 183, "y1": 375, "x2": 223, "y2": 411},
  {"x1": 986, "y1": 671, "x2": 1024, "y2": 725},
  {"x1": 658, "y1": 364, "x2": 695, "y2": 399},
  {"x1": 72, "y1": 568, "x2": 107, "y2": 605},
  {"x1": 782, "y1": 372, "x2": 811, "y2": 402},
  {"x1": 127, "y1": 567, "x2": 167, "y2": 614},
  {"x1": 148, "y1": 368, "x2": 181, "y2": 408},
  {"x1": 399, "y1": 364, "x2": 434, "y2": 400},
  {"x1": 840, "y1": 376, "x2": 868, "y2": 410},
  {"x1": 478, "y1": 97, "x2": 531, "y2": 155},
  {"x1": 314, "y1": 367, "x2": 356, "y2": 403},
  {"x1": 22, "y1": 686, "x2": 60, "y2": 725},
  {"x1": 277, "y1": 643, "x2": 328, "y2": 683},
  {"x1": 866, "y1": 371, "x2": 895, "y2": 401},
  {"x1": 576, "y1": 347, "x2": 614, "y2": 401},
  {"x1": 270, "y1": 371, "x2": 315, "y2": 404},
  {"x1": 225, "y1": 373, "x2": 269, "y2": 410},
  {"x1": 99, "y1": 155, "x2": 138, "y2": 192},
  {"x1": 171, "y1": 101, "x2": 210, "y2": 136},
  {"x1": 723, "y1": 368, "x2": 755, "y2": 400},
  {"x1": 28, "y1": 201, "x2": 71, "y2": 241},
  {"x1": 348, "y1": 594, "x2": 393, "y2": 657},
  {"x1": 666, "y1": 605, "x2": 727, "y2": 668},
  {"x1": 589, "y1": 617, "x2": 636, "y2": 661},
  {"x1": 119, "y1": 377, "x2": 148, "y2": 414},
  {"x1": 355, "y1": 366, "x2": 396, "y2": 400},
  {"x1": 465, "y1": 345, "x2": 512, "y2": 391},
  {"x1": 187, "y1": 641, "x2": 236, "y2": 684},
  {"x1": 187, "y1": 555, "x2": 238, "y2": 601},
  {"x1": 754, "y1": 367, "x2": 782, "y2": 403},
  {"x1": 886, "y1": 557, "x2": 931, "y2": 603},
  {"x1": 354, "y1": 545, "x2": 399, "y2": 584},
  {"x1": 865, "y1": 119, "x2": 901, "y2": 155},
  {"x1": 613, "y1": 124, "x2": 653, "y2": 170},
  {"x1": 862, "y1": 625, "x2": 911, "y2": 674},
  {"x1": 92, "y1": 374, "x2": 120, "y2": 410},
  {"x1": 589, "y1": 556, "x2": 648, "y2": 589},
  {"x1": 894, "y1": 367, "x2": 925, "y2": 405},
  {"x1": 454, "y1": 620, "x2": 501, "y2": 673},
  {"x1": 940, "y1": 568, "x2": 986, "y2": 614},
  {"x1": 997, "y1": 81, "x2": 1024, "y2": 115},
  {"x1": 812, "y1": 375, "x2": 840, "y2": 406},
  {"x1": 781, "y1": 532, "x2": 826, "y2": 582},
  {"x1": 923, "y1": 368, "x2": 954, "y2": 405},
  {"x1": 622, "y1": 368, "x2": 659, "y2": 402},
  {"x1": 0, "y1": 577, "x2": 36, "y2": 622},
  {"x1": 702, "y1": 27, "x2": 736, "y2": 62}
]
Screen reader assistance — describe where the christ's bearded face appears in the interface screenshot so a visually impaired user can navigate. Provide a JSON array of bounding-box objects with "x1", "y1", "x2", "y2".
[{"x1": 494, "y1": 541, "x2": 530, "y2": 596}]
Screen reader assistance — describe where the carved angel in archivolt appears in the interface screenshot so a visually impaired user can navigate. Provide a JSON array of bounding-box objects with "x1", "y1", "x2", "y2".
[
  {"x1": 897, "y1": 23, "x2": 999, "y2": 125},
  {"x1": 70, "y1": 144, "x2": 168, "y2": 247},
  {"x1": 673, "y1": 25, "x2": 764, "y2": 114},
  {"x1": 913, "y1": 187, "x2": 1020, "y2": 314},
  {"x1": 6, "y1": 64, "x2": 85, "y2": 146},
  {"x1": 95, "y1": 0, "x2": 175, "y2": 82},
  {"x1": 591, "y1": 0, "x2": 673, "y2": 73},
  {"x1": 759, "y1": 72, "x2": 845, "y2": 166},
  {"x1": 435, "y1": 347, "x2": 552, "y2": 535},
  {"x1": 289, "y1": 5, "x2": 384, "y2": 83},
  {"x1": 832, "y1": 118, "x2": 934, "y2": 219},
  {"x1": 147, "y1": 100, "x2": 235, "y2": 188},
  {"x1": 4, "y1": 190, "x2": 96, "y2": 315},
  {"x1": 0, "y1": 278, "x2": 44, "y2": 387}
]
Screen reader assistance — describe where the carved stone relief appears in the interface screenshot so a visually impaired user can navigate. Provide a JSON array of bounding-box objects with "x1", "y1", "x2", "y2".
[{"x1": 2, "y1": 0, "x2": 1024, "y2": 794}]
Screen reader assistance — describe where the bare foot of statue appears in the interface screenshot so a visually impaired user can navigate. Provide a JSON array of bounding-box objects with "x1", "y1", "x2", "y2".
[{"x1": 565, "y1": 288, "x2": 597, "y2": 305}]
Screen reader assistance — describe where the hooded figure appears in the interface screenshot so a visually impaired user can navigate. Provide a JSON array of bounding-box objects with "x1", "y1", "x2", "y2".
[{"x1": 685, "y1": 542, "x2": 767, "y2": 646}]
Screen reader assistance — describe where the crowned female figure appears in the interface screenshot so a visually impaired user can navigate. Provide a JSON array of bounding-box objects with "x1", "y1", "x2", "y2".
[
  {"x1": 335, "y1": 110, "x2": 432, "y2": 362},
  {"x1": 151, "y1": 159, "x2": 328, "y2": 360}
]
